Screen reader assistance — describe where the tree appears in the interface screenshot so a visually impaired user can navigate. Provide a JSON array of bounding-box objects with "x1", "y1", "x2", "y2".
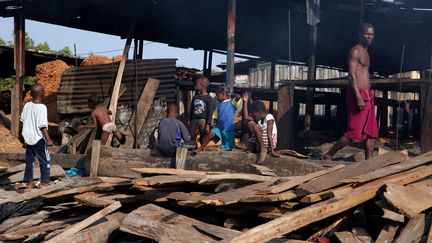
[
  {"x1": 58, "y1": 46, "x2": 72, "y2": 56},
  {"x1": 0, "y1": 38, "x2": 5, "y2": 46},
  {"x1": 36, "y1": 41, "x2": 51, "y2": 52},
  {"x1": 24, "y1": 32, "x2": 36, "y2": 50}
]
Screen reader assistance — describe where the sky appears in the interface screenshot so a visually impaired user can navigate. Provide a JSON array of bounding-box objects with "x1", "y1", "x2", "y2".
[{"x1": 0, "y1": 17, "x2": 226, "y2": 70}]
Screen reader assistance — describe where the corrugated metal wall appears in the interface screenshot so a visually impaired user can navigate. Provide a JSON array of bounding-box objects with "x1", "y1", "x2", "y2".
[{"x1": 57, "y1": 59, "x2": 176, "y2": 115}]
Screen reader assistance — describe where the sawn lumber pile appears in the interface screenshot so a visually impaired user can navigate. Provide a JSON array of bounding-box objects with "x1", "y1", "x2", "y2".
[{"x1": 1, "y1": 151, "x2": 432, "y2": 242}]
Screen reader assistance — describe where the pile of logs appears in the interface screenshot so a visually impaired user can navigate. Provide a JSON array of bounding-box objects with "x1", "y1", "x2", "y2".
[{"x1": 1, "y1": 148, "x2": 432, "y2": 242}]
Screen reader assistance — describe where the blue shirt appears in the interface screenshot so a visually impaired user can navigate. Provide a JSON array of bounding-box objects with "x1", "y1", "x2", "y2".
[{"x1": 213, "y1": 99, "x2": 240, "y2": 131}]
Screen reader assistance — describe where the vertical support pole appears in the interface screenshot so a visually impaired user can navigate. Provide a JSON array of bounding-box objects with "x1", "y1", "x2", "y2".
[
  {"x1": 277, "y1": 84, "x2": 294, "y2": 149},
  {"x1": 11, "y1": 15, "x2": 25, "y2": 138},
  {"x1": 379, "y1": 91, "x2": 388, "y2": 136},
  {"x1": 138, "y1": 39, "x2": 144, "y2": 59},
  {"x1": 226, "y1": 0, "x2": 236, "y2": 93},
  {"x1": 421, "y1": 84, "x2": 432, "y2": 153},
  {"x1": 269, "y1": 62, "x2": 276, "y2": 113},
  {"x1": 303, "y1": 24, "x2": 318, "y2": 148},
  {"x1": 207, "y1": 50, "x2": 213, "y2": 78},
  {"x1": 203, "y1": 50, "x2": 208, "y2": 77}
]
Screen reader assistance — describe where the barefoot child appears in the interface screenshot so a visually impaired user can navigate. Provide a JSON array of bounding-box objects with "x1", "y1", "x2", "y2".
[
  {"x1": 189, "y1": 77, "x2": 215, "y2": 146},
  {"x1": 199, "y1": 86, "x2": 241, "y2": 151},
  {"x1": 243, "y1": 93, "x2": 279, "y2": 164},
  {"x1": 21, "y1": 83, "x2": 54, "y2": 189},
  {"x1": 78, "y1": 96, "x2": 125, "y2": 145}
]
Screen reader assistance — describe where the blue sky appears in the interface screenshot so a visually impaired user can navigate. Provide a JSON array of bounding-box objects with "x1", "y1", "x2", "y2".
[{"x1": 0, "y1": 17, "x2": 226, "y2": 70}]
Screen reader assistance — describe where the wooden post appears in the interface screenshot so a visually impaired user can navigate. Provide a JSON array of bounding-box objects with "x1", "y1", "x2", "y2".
[
  {"x1": 421, "y1": 84, "x2": 432, "y2": 153},
  {"x1": 89, "y1": 140, "x2": 101, "y2": 177},
  {"x1": 175, "y1": 147, "x2": 188, "y2": 170},
  {"x1": 11, "y1": 15, "x2": 25, "y2": 138},
  {"x1": 269, "y1": 62, "x2": 276, "y2": 113},
  {"x1": 303, "y1": 24, "x2": 318, "y2": 148},
  {"x1": 138, "y1": 39, "x2": 144, "y2": 59},
  {"x1": 277, "y1": 84, "x2": 294, "y2": 149},
  {"x1": 379, "y1": 91, "x2": 388, "y2": 136},
  {"x1": 203, "y1": 50, "x2": 208, "y2": 76},
  {"x1": 207, "y1": 50, "x2": 213, "y2": 78},
  {"x1": 226, "y1": 0, "x2": 236, "y2": 93}
]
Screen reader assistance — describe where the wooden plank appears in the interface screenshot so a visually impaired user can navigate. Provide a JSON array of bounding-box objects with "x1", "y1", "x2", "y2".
[
  {"x1": 375, "y1": 200, "x2": 405, "y2": 222},
  {"x1": 200, "y1": 180, "x2": 277, "y2": 206},
  {"x1": 227, "y1": 165, "x2": 432, "y2": 243},
  {"x1": 352, "y1": 227, "x2": 372, "y2": 243},
  {"x1": 334, "y1": 231, "x2": 362, "y2": 243},
  {"x1": 130, "y1": 167, "x2": 225, "y2": 176},
  {"x1": 261, "y1": 164, "x2": 345, "y2": 194},
  {"x1": 133, "y1": 175, "x2": 203, "y2": 186},
  {"x1": 175, "y1": 146, "x2": 188, "y2": 169},
  {"x1": 394, "y1": 214, "x2": 426, "y2": 243},
  {"x1": 67, "y1": 212, "x2": 126, "y2": 243},
  {"x1": 46, "y1": 201, "x2": 121, "y2": 243},
  {"x1": 68, "y1": 128, "x2": 92, "y2": 154},
  {"x1": 384, "y1": 183, "x2": 432, "y2": 218},
  {"x1": 375, "y1": 222, "x2": 399, "y2": 243},
  {"x1": 198, "y1": 173, "x2": 275, "y2": 185},
  {"x1": 240, "y1": 190, "x2": 297, "y2": 203},
  {"x1": 0, "y1": 221, "x2": 68, "y2": 241},
  {"x1": 43, "y1": 182, "x2": 113, "y2": 199},
  {"x1": 121, "y1": 78, "x2": 160, "y2": 149},
  {"x1": 0, "y1": 164, "x2": 66, "y2": 185},
  {"x1": 74, "y1": 192, "x2": 141, "y2": 207},
  {"x1": 4, "y1": 211, "x2": 49, "y2": 234},
  {"x1": 0, "y1": 180, "x2": 71, "y2": 204},
  {"x1": 307, "y1": 215, "x2": 347, "y2": 240},
  {"x1": 296, "y1": 152, "x2": 408, "y2": 195},
  {"x1": 89, "y1": 140, "x2": 101, "y2": 177},
  {"x1": 300, "y1": 185, "x2": 353, "y2": 203},
  {"x1": 427, "y1": 217, "x2": 432, "y2": 243},
  {"x1": 0, "y1": 214, "x2": 32, "y2": 233},
  {"x1": 349, "y1": 150, "x2": 432, "y2": 183},
  {"x1": 120, "y1": 204, "x2": 241, "y2": 242},
  {"x1": 0, "y1": 153, "x2": 87, "y2": 170}
]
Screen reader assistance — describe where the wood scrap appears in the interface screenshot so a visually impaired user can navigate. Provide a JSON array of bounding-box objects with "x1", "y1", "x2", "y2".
[
  {"x1": 46, "y1": 201, "x2": 121, "y2": 242},
  {"x1": 68, "y1": 128, "x2": 92, "y2": 154},
  {"x1": 130, "y1": 167, "x2": 224, "y2": 176},
  {"x1": 307, "y1": 215, "x2": 347, "y2": 240},
  {"x1": 296, "y1": 152, "x2": 408, "y2": 196},
  {"x1": 43, "y1": 182, "x2": 114, "y2": 199},
  {"x1": 0, "y1": 180, "x2": 71, "y2": 204},
  {"x1": 260, "y1": 164, "x2": 345, "y2": 194},
  {"x1": 394, "y1": 214, "x2": 426, "y2": 243},
  {"x1": 375, "y1": 221, "x2": 400, "y2": 243},
  {"x1": 133, "y1": 175, "x2": 203, "y2": 187},
  {"x1": 227, "y1": 165, "x2": 432, "y2": 243},
  {"x1": 0, "y1": 164, "x2": 66, "y2": 185},
  {"x1": 240, "y1": 190, "x2": 297, "y2": 203},
  {"x1": 176, "y1": 146, "x2": 188, "y2": 169},
  {"x1": 334, "y1": 231, "x2": 365, "y2": 243},
  {"x1": 74, "y1": 192, "x2": 143, "y2": 207},
  {"x1": 375, "y1": 200, "x2": 405, "y2": 222},
  {"x1": 120, "y1": 204, "x2": 241, "y2": 242},
  {"x1": 89, "y1": 139, "x2": 101, "y2": 177},
  {"x1": 198, "y1": 173, "x2": 275, "y2": 185},
  {"x1": 384, "y1": 182, "x2": 432, "y2": 218},
  {"x1": 300, "y1": 185, "x2": 353, "y2": 203},
  {"x1": 4, "y1": 211, "x2": 50, "y2": 233}
]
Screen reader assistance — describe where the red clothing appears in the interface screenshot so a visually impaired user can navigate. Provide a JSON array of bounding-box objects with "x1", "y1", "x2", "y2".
[{"x1": 344, "y1": 87, "x2": 378, "y2": 140}]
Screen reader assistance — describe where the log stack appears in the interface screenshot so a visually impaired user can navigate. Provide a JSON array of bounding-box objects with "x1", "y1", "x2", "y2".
[{"x1": 0, "y1": 150, "x2": 432, "y2": 242}]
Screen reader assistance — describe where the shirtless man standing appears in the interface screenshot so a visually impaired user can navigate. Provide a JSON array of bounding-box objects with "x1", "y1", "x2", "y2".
[
  {"x1": 322, "y1": 23, "x2": 378, "y2": 160},
  {"x1": 78, "y1": 96, "x2": 125, "y2": 145}
]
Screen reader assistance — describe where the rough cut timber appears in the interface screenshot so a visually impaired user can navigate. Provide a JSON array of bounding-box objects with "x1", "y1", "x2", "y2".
[
  {"x1": 375, "y1": 222, "x2": 400, "y2": 243},
  {"x1": 0, "y1": 164, "x2": 66, "y2": 185},
  {"x1": 120, "y1": 204, "x2": 241, "y2": 242},
  {"x1": 96, "y1": 146, "x2": 325, "y2": 178},
  {"x1": 394, "y1": 214, "x2": 426, "y2": 243},
  {"x1": 384, "y1": 181, "x2": 432, "y2": 218},
  {"x1": 296, "y1": 152, "x2": 407, "y2": 195},
  {"x1": 0, "y1": 180, "x2": 71, "y2": 204},
  {"x1": 227, "y1": 165, "x2": 432, "y2": 243}
]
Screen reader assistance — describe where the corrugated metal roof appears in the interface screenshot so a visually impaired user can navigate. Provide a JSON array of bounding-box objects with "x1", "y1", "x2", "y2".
[{"x1": 57, "y1": 59, "x2": 176, "y2": 115}]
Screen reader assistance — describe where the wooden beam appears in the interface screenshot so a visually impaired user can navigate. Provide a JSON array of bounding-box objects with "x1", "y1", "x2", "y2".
[
  {"x1": 227, "y1": 165, "x2": 432, "y2": 243},
  {"x1": 89, "y1": 140, "x2": 101, "y2": 177},
  {"x1": 0, "y1": 164, "x2": 66, "y2": 185},
  {"x1": 384, "y1": 183, "x2": 432, "y2": 218},
  {"x1": 394, "y1": 214, "x2": 426, "y2": 243},
  {"x1": 120, "y1": 204, "x2": 241, "y2": 242},
  {"x1": 226, "y1": 0, "x2": 236, "y2": 93},
  {"x1": 106, "y1": 22, "x2": 135, "y2": 145},
  {"x1": 175, "y1": 147, "x2": 188, "y2": 169},
  {"x1": 376, "y1": 222, "x2": 399, "y2": 243},
  {"x1": 277, "y1": 84, "x2": 295, "y2": 149},
  {"x1": 46, "y1": 201, "x2": 121, "y2": 243},
  {"x1": 0, "y1": 180, "x2": 71, "y2": 204},
  {"x1": 121, "y1": 78, "x2": 160, "y2": 148},
  {"x1": 11, "y1": 14, "x2": 25, "y2": 138},
  {"x1": 296, "y1": 152, "x2": 407, "y2": 195},
  {"x1": 421, "y1": 84, "x2": 432, "y2": 153},
  {"x1": 68, "y1": 128, "x2": 92, "y2": 154}
]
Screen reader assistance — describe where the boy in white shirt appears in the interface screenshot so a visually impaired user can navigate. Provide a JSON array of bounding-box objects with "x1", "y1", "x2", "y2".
[
  {"x1": 243, "y1": 93, "x2": 280, "y2": 164},
  {"x1": 21, "y1": 83, "x2": 53, "y2": 189}
]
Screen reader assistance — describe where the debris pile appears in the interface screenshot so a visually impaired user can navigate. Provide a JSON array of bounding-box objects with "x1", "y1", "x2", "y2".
[
  {"x1": 1, "y1": 144, "x2": 432, "y2": 242},
  {"x1": 80, "y1": 55, "x2": 122, "y2": 66},
  {"x1": 176, "y1": 67, "x2": 201, "y2": 81}
]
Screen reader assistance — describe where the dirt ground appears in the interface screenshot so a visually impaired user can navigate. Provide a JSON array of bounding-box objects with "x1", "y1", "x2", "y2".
[{"x1": 0, "y1": 122, "x2": 25, "y2": 167}]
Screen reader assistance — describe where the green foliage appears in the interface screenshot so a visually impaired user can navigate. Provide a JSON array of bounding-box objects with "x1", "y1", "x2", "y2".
[
  {"x1": 0, "y1": 38, "x2": 5, "y2": 46},
  {"x1": 0, "y1": 76, "x2": 36, "y2": 92},
  {"x1": 58, "y1": 46, "x2": 72, "y2": 56},
  {"x1": 36, "y1": 41, "x2": 51, "y2": 52},
  {"x1": 25, "y1": 32, "x2": 36, "y2": 50},
  {"x1": 0, "y1": 77, "x2": 15, "y2": 92}
]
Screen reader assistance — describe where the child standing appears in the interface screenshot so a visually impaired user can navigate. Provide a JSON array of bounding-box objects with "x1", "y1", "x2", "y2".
[
  {"x1": 243, "y1": 92, "x2": 279, "y2": 164},
  {"x1": 189, "y1": 77, "x2": 215, "y2": 145},
  {"x1": 21, "y1": 83, "x2": 53, "y2": 189},
  {"x1": 199, "y1": 86, "x2": 241, "y2": 151}
]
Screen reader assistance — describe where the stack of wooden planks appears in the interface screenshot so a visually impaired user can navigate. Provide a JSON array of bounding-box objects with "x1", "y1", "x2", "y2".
[{"x1": 1, "y1": 151, "x2": 432, "y2": 242}]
